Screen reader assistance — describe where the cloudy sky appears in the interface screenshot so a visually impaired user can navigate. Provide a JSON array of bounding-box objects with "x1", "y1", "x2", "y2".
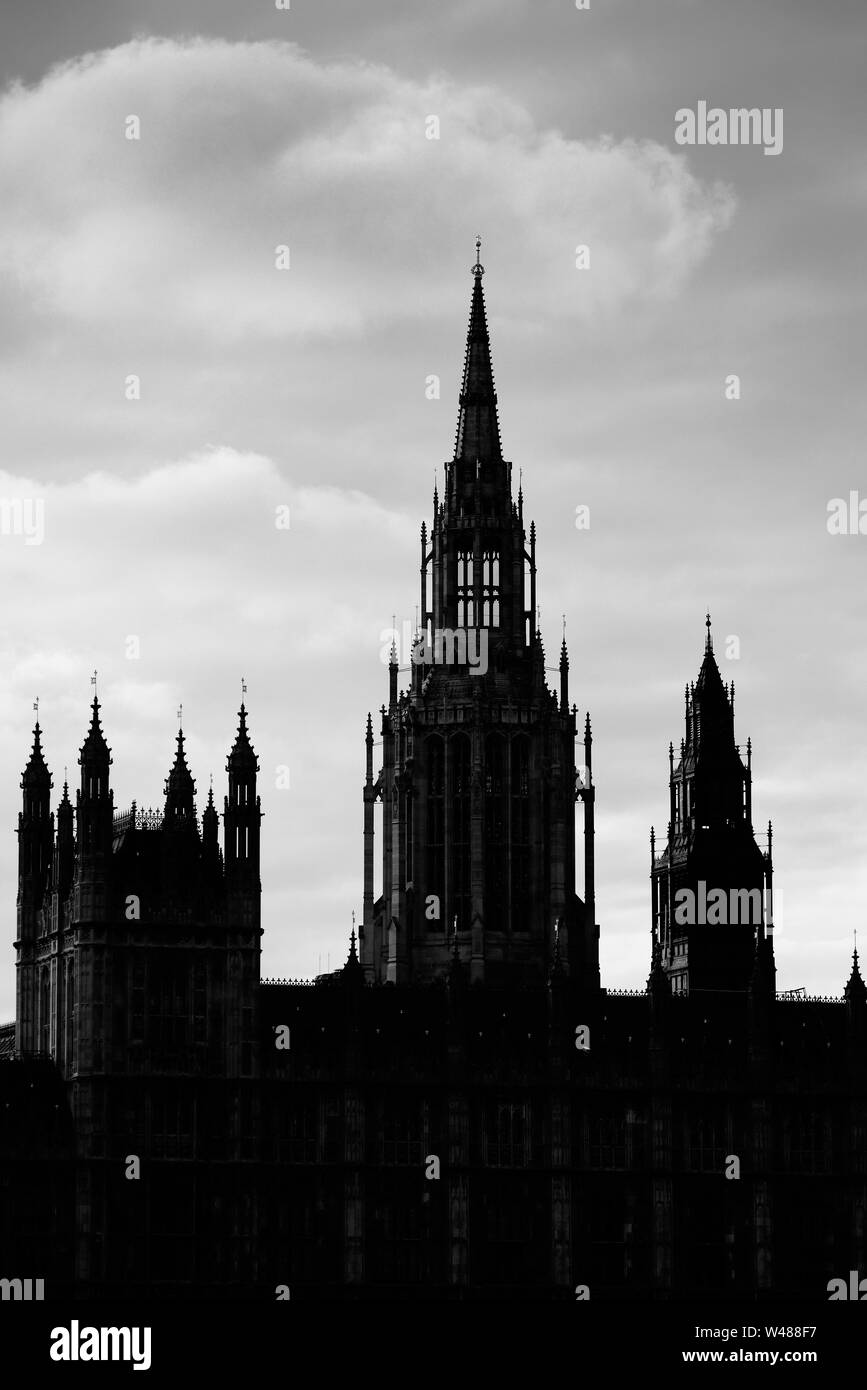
[{"x1": 0, "y1": 0, "x2": 865, "y2": 1019}]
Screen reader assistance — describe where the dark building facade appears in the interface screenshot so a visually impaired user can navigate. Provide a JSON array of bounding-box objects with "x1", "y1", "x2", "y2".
[{"x1": 2, "y1": 249, "x2": 866, "y2": 1302}]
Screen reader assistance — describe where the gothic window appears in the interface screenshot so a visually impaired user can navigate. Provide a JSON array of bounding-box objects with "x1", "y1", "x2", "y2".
[
  {"x1": 131, "y1": 963, "x2": 145, "y2": 1044},
  {"x1": 149, "y1": 966, "x2": 189, "y2": 1063},
  {"x1": 39, "y1": 966, "x2": 50, "y2": 1054},
  {"x1": 367, "y1": 1170, "x2": 442, "y2": 1285},
  {"x1": 588, "y1": 1189, "x2": 631, "y2": 1287},
  {"x1": 322, "y1": 1097, "x2": 342, "y2": 1163},
  {"x1": 474, "y1": 1174, "x2": 538, "y2": 1286},
  {"x1": 688, "y1": 1110, "x2": 726, "y2": 1171},
  {"x1": 427, "y1": 738, "x2": 445, "y2": 930},
  {"x1": 482, "y1": 550, "x2": 500, "y2": 628},
  {"x1": 456, "y1": 550, "x2": 474, "y2": 627},
  {"x1": 679, "y1": 1189, "x2": 726, "y2": 1291},
  {"x1": 485, "y1": 735, "x2": 507, "y2": 926},
  {"x1": 285, "y1": 1101, "x2": 318, "y2": 1163},
  {"x1": 64, "y1": 958, "x2": 74, "y2": 1069},
  {"x1": 242, "y1": 1007, "x2": 253, "y2": 1078},
  {"x1": 92, "y1": 954, "x2": 104, "y2": 1070},
  {"x1": 405, "y1": 786, "x2": 413, "y2": 883},
  {"x1": 192, "y1": 962, "x2": 206, "y2": 1046},
  {"x1": 510, "y1": 736, "x2": 530, "y2": 931},
  {"x1": 382, "y1": 1096, "x2": 426, "y2": 1165},
  {"x1": 151, "y1": 1084, "x2": 194, "y2": 1160},
  {"x1": 589, "y1": 1113, "x2": 627, "y2": 1168},
  {"x1": 150, "y1": 1168, "x2": 195, "y2": 1281},
  {"x1": 451, "y1": 735, "x2": 471, "y2": 931},
  {"x1": 485, "y1": 1099, "x2": 530, "y2": 1166},
  {"x1": 789, "y1": 1109, "x2": 827, "y2": 1175}
]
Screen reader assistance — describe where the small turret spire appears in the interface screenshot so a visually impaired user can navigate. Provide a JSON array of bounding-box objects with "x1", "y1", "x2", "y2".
[
  {"x1": 22, "y1": 715, "x2": 51, "y2": 786},
  {"x1": 844, "y1": 929, "x2": 866, "y2": 1005},
  {"x1": 80, "y1": 694, "x2": 112, "y2": 764},
  {"x1": 227, "y1": 701, "x2": 259, "y2": 770},
  {"x1": 203, "y1": 777, "x2": 217, "y2": 818},
  {"x1": 559, "y1": 619, "x2": 569, "y2": 709},
  {"x1": 164, "y1": 725, "x2": 197, "y2": 823},
  {"x1": 347, "y1": 911, "x2": 360, "y2": 967}
]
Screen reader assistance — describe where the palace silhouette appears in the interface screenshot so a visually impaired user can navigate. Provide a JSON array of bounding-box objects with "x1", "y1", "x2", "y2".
[{"x1": 2, "y1": 247, "x2": 864, "y2": 1301}]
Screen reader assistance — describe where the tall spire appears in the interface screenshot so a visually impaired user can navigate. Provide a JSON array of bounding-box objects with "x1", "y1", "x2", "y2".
[
  {"x1": 227, "y1": 701, "x2": 258, "y2": 771},
  {"x1": 224, "y1": 700, "x2": 261, "y2": 899},
  {"x1": 22, "y1": 718, "x2": 51, "y2": 789},
  {"x1": 77, "y1": 694, "x2": 113, "y2": 864},
  {"x1": 559, "y1": 619, "x2": 569, "y2": 710},
  {"x1": 164, "y1": 726, "x2": 197, "y2": 822},
  {"x1": 692, "y1": 615, "x2": 732, "y2": 731},
  {"x1": 80, "y1": 696, "x2": 111, "y2": 765},
  {"x1": 845, "y1": 936, "x2": 867, "y2": 1005},
  {"x1": 18, "y1": 712, "x2": 54, "y2": 926},
  {"x1": 453, "y1": 236, "x2": 503, "y2": 463}
]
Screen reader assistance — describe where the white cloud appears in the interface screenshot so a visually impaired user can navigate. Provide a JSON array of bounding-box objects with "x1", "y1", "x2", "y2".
[{"x1": 0, "y1": 37, "x2": 734, "y2": 345}]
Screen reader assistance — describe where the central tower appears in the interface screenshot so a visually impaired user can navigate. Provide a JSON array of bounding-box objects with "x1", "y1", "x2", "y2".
[{"x1": 361, "y1": 243, "x2": 598, "y2": 988}]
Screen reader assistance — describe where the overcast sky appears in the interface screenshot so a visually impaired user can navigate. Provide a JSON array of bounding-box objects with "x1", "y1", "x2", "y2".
[{"x1": 1, "y1": 0, "x2": 865, "y2": 1019}]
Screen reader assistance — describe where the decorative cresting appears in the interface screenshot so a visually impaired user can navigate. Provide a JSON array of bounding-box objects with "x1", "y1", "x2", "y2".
[
  {"x1": 113, "y1": 803, "x2": 165, "y2": 834},
  {"x1": 361, "y1": 245, "x2": 598, "y2": 991}
]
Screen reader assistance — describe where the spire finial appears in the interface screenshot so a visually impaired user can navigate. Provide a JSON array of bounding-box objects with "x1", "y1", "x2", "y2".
[
  {"x1": 473, "y1": 235, "x2": 483, "y2": 278},
  {"x1": 846, "y1": 928, "x2": 866, "y2": 1002},
  {"x1": 177, "y1": 702, "x2": 183, "y2": 730},
  {"x1": 33, "y1": 697, "x2": 39, "y2": 725},
  {"x1": 241, "y1": 675, "x2": 247, "y2": 708},
  {"x1": 91, "y1": 669, "x2": 98, "y2": 700},
  {"x1": 705, "y1": 611, "x2": 712, "y2": 653}
]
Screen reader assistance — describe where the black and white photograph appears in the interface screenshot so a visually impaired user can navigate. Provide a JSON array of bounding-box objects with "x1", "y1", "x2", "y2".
[{"x1": 0, "y1": 0, "x2": 865, "y2": 1370}]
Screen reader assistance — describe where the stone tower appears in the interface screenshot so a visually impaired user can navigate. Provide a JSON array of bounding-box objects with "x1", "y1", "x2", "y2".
[
  {"x1": 361, "y1": 242, "x2": 598, "y2": 988},
  {"x1": 12, "y1": 696, "x2": 263, "y2": 1291},
  {"x1": 651, "y1": 617, "x2": 774, "y2": 995}
]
